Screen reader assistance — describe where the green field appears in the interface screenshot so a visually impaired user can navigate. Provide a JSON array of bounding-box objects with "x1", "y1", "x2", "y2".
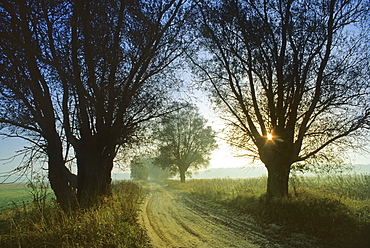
[
  {"x1": 0, "y1": 182, "x2": 56, "y2": 211},
  {"x1": 0, "y1": 183, "x2": 34, "y2": 211}
]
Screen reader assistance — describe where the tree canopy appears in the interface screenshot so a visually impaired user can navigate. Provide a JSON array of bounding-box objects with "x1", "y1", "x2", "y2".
[
  {"x1": 0, "y1": 0, "x2": 189, "y2": 209},
  {"x1": 154, "y1": 104, "x2": 218, "y2": 182},
  {"x1": 192, "y1": 0, "x2": 370, "y2": 198}
]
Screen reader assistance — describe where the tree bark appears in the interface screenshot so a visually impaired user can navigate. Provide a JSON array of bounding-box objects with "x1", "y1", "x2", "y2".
[
  {"x1": 179, "y1": 168, "x2": 186, "y2": 183},
  {"x1": 75, "y1": 140, "x2": 100, "y2": 208},
  {"x1": 265, "y1": 161, "x2": 291, "y2": 199},
  {"x1": 47, "y1": 140, "x2": 77, "y2": 211},
  {"x1": 75, "y1": 139, "x2": 114, "y2": 208},
  {"x1": 98, "y1": 153, "x2": 114, "y2": 197},
  {"x1": 259, "y1": 137, "x2": 294, "y2": 200}
]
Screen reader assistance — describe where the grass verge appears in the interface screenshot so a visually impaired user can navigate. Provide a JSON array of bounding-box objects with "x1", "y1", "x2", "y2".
[
  {"x1": 0, "y1": 181, "x2": 149, "y2": 247},
  {"x1": 167, "y1": 175, "x2": 370, "y2": 248}
]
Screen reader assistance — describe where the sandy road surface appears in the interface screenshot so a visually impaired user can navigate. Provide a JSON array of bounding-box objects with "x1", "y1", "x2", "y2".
[{"x1": 139, "y1": 182, "x2": 287, "y2": 248}]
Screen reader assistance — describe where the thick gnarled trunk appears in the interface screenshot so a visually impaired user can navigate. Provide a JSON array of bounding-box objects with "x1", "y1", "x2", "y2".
[
  {"x1": 259, "y1": 138, "x2": 294, "y2": 199},
  {"x1": 47, "y1": 141, "x2": 77, "y2": 211},
  {"x1": 77, "y1": 160, "x2": 113, "y2": 208},
  {"x1": 265, "y1": 161, "x2": 291, "y2": 199},
  {"x1": 75, "y1": 139, "x2": 115, "y2": 208},
  {"x1": 76, "y1": 143, "x2": 100, "y2": 208}
]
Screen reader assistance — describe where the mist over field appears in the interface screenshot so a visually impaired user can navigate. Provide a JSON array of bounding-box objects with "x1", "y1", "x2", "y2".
[{"x1": 110, "y1": 164, "x2": 370, "y2": 181}]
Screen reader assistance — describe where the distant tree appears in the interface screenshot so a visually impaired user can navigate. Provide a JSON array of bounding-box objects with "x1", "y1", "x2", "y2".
[
  {"x1": 155, "y1": 104, "x2": 218, "y2": 182},
  {"x1": 148, "y1": 162, "x2": 171, "y2": 180},
  {"x1": 130, "y1": 156, "x2": 149, "y2": 181},
  {"x1": 192, "y1": 0, "x2": 370, "y2": 198},
  {"x1": 130, "y1": 154, "x2": 171, "y2": 181},
  {"x1": 0, "y1": 0, "x2": 190, "y2": 208}
]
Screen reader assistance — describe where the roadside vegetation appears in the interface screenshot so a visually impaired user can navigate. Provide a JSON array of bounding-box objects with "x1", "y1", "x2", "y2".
[
  {"x1": 167, "y1": 174, "x2": 370, "y2": 247},
  {"x1": 0, "y1": 181, "x2": 148, "y2": 247}
]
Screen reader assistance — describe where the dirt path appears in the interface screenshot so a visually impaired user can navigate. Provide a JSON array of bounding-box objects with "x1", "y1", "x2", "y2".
[{"x1": 139, "y1": 182, "x2": 286, "y2": 248}]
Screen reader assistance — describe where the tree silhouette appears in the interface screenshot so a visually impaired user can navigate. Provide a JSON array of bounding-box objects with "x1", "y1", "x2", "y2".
[
  {"x1": 154, "y1": 104, "x2": 217, "y2": 182},
  {"x1": 193, "y1": 0, "x2": 370, "y2": 198},
  {"x1": 0, "y1": 0, "x2": 189, "y2": 208}
]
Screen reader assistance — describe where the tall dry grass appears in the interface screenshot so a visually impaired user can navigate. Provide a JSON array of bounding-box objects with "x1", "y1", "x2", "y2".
[
  {"x1": 167, "y1": 174, "x2": 370, "y2": 247},
  {"x1": 0, "y1": 181, "x2": 148, "y2": 247}
]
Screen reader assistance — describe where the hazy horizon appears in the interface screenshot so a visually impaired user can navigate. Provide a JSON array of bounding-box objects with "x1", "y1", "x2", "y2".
[{"x1": 111, "y1": 164, "x2": 370, "y2": 181}]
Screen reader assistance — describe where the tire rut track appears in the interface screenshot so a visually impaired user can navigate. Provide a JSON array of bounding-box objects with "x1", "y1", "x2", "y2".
[
  {"x1": 139, "y1": 182, "x2": 331, "y2": 248},
  {"x1": 139, "y1": 182, "x2": 269, "y2": 248}
]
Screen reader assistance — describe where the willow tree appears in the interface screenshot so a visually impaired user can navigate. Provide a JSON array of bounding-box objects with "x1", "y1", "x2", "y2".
[
  {"x1": 193, "y1": 0, "x2": 370, "y2": 198},
  {"x1": 0, "y1": 0, "x2": 189, "y2": 208},
  {"x1": 154, "y1": 104, "x2": 217, "y2": 182}
]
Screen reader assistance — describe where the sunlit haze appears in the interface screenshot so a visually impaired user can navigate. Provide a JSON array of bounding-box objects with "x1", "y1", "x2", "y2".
[{"x1": 0, "y1": 90, "x2": 370, "y2": 173}]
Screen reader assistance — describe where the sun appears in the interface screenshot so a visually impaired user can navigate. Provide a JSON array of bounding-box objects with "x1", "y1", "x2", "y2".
[{"x1": 267, "y1": 133, "x2": 273, "y2": 141}]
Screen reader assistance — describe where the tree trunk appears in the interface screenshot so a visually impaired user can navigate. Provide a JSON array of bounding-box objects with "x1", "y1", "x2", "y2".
[
  {"x1": 179, "y1": 168, "x2": 186, "y2": 183},
  {"x1": 75, "y1": 141, "x2": 100, "y2": 208},
  {"x1": 98, "y1": 154, "x2": 114, "y2": 197},
  {"x1": 265, "y1": 161, "x2": 291, "y2": 199},
  {"x1": 259, "y1": 138, "x2": 294, "y2": 200},
  {"x1": 47, "y1": 141, "x2": 77, "y2": 211},
  {"x1": 75, "y1": 140, "x2": 114, "y2": 208},
  {"x1": 77, "y1": 161, "x2": 100, "y2": 208}
]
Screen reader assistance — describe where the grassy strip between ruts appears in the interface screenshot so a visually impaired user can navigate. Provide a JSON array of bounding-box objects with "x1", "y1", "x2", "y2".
[
  {"x1": 0, "y1": 181, "x2": 149, "y2": 247},
  {"x1": 167, "y1": 175, "x2": 370, "y2": 248}
]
